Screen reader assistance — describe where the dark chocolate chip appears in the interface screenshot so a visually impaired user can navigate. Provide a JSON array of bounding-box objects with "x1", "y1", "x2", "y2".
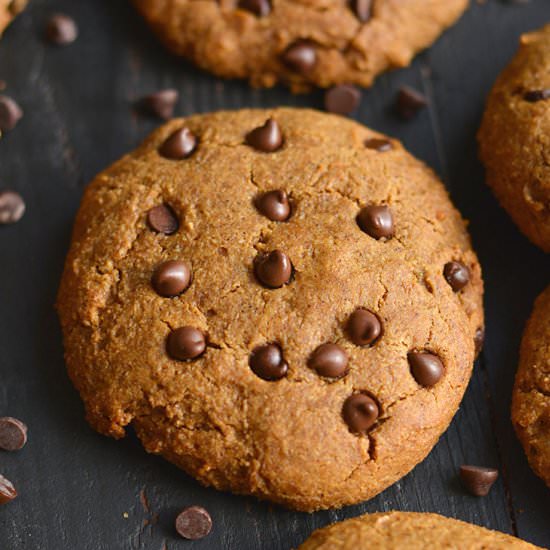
[
  {"x1": 282, "y1": 40, "x2": 317, "y2": 75},
  {"x1": 349, "y1": 0, "x2": 372, "y2": 22},
  {"x1": 524, "y1": 89, "x2": 550, "y2": 102},
  {"x1": 0, "y1": 417, "x2": 27, "y2": 451},
  {"x1": 309, "y1": 343, "x2": 349, "y2": 378},
  {"x1": 254, "y1": 250, "x2": 292, "y2": 288},
  {"x1": 138, "y1": 89, "x2": 179, "y2": 120},
  {"x1": 444, "y1": 261, "x2": 470, "y2": 292},
  {"x1": 474, "y1": 327, "x2": 485, "y2": 357},
  {"x1": 357, "y1": 205, "x2": 394, "y2": 239},
  {"x1": 0, "y1": 191, "x2": 25, "y2": 225},
  {"x1": 256, "y1": 190, "x2": 291, "y2": 221},
  {"x1": 0, "y1": 475, "x2": 17, "y2": 505},
  {"x1": 364, "y1": 137, "x2": 392, "y2": 152},
  {"x1": 238, "y1": 0, "x2": 271, "y2": 16},
  {"x1": 246, "y1": 118, "x2": 283, "y2": 152},
  {"x1": 45, "y1": 14, "x2": 78, "y2": 45},
  {"x1": 342, "y1": 393, "x2": 379, "y2": 434},
  {"x1": 460, "y1": 465, "x2": 498, "y2": 496},
  {"x1": 0, "y1": 95, "x2": 23, "y2": 132},
  {"x1": 152, "y1": 260, "x2": 192, "y2": 297},
  {"x1": 249, "y1": 344, "x2": 288, "y2": 380},
  {"x1": 175, "y1": 506, "x2": 212, "y2": 540},
  {"x1": 408, "y1": 351, "x2": 444, "y2": 387},
  {"x1": 395, "y1": 86, "x2": 428, "y2": 119},
  {"x1": 147, "y1": 204, "x2": 179, "y2": 235},
  {"x1": 159, "y1": 127, "x2": 197, "y2": 159},
  {"x1": 324, "y1": 84, "x2": 361, "y2": 115},
  {"x1": 167, "y1": 327, "x2": 206, "y2": 361},
  {"x1": 348, "y1": 309, "x2": 382, "y2": 346}
]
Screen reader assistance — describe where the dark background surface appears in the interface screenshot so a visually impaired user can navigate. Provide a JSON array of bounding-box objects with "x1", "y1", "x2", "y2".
[{"x1": 0, "y1": 1, "x2": 549, "y2": 548}]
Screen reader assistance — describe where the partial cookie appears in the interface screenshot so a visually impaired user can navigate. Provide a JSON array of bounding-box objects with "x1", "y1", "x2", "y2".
[
  {"x1": 0, "y1": 0, "x2": 26, "y2": 36},
  {"x1": 512, "y1": 286, "x2": 550, "y2": 488},
  {"x1": 57, "y1": 108, "x2": 483, "y2": 511},
  {"x1": 298, "y1": 511, "x2": 542, "y2": 549},
  {"x1": 132, "y1": 0, "x2": 468, "y2": 91},
  {"x1": 478, "y1": 24, "x2": 550, "y2": 252}
]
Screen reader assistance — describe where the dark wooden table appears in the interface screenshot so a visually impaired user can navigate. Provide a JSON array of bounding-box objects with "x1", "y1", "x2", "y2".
[{"x1": 1, "y1": 1, "x2": 549, "y2": 548}]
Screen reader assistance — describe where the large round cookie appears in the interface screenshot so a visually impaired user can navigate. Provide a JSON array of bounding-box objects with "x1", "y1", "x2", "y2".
[
  {"x1": 478, "y1": 24, "x2": 550, "y2": 252},
  {"x1": 0, "y1": 0, "x2": 26, "y2": 36},
  {"x1": 132, "y1": 0, "x2": 468, "y2": 91},
  {"x1": 512, "y1": 285, "x2": 550, "y2": 488},
  {"x1": 57, "y1": 108, "x2": 483, "y2": 511},
  {"x1": 298, "y1": 512, "x2": 542, "y2": 549}
]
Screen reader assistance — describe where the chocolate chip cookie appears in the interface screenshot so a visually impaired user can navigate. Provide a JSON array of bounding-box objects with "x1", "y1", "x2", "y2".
[
  {"x1": 57, "y1": 108, "x2": 483, "y2": 511},
  {"x1": 478, "y1": 24, "x2": 550, "y2": 252},
  {"x1": 298, "y1": 512, "x2": 542, "y2": 549},
  {"x1": 512, "y1": 286, "x2": 550, "y2": 488},
  {"x1": 132, "y1": 0, "x2": 468, "y2": 92},
  {"x1": 0, "y1": 0, "x2": 26, "y2": 36}
]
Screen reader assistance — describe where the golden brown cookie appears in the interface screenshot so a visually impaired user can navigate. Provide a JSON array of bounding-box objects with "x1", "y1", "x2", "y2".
[
  {"x1": 478, "y1": 24, "x2": 550, "y2": 252},
  {"x1": 298, "y1": 511, "x2": 542, "y2": 549},
  {"x1": 132, "y1": 0, "x2": 468, "y2": 91},
  {"x1": 57, "y1": 108, "x2": 483, "y2": 511},
  {"x1": 0, "y1": 0, "x2": 26, "y2": 36},
  {"x1": 512, "y1": 286, "x2": 550, "y2": 488}
]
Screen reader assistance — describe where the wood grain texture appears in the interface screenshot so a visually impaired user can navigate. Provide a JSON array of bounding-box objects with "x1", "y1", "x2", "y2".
[{"x1": 0, "y1": 0, "x2": 549, "y2": 548}]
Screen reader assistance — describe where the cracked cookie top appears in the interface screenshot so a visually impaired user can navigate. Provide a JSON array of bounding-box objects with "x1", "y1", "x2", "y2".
[
  {"x1": 57, "y1": 108, "x2": 483, "y2": 511},
  {"x1": 131, "y1": 0, "x2": 468, "y2": 91}
]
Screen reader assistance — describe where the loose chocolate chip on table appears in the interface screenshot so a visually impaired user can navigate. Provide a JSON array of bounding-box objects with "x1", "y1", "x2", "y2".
[
  {"x1": 0, "y1": 417, "x2": 27, "y2": 451},
  {"x1": 357, "y1": 205, "x2": 394, "y2": 239},
  {"x1": 238, "y1": 0, "x2": 271, "y2": 16},
  {"x1": 159, "y1": 127, "x2": 197, "y2": 159},
  {"x1": 152, "y1": 260, "x2": 192, "y2": 297},
  {"x1": 0, "y1": 191, "x2": 25, "y2": 225},
  {"x1": 254, "y1": 250, "x2": 292, "y2": 288},
  {"x1": 256, "y1": 190, "x2": 291, "y2": 221},
  {"x1": 395, "y1": 86, "x2": 428, "y2": 119},
  {"x1": 443, "y1": 261, "x2": 470, "y2": 292},
  {"x1": 408, "y1": 352, "x2": 444, "y2": 387},
  {"x1": 364, "y1": 137, "x2": 393, "y2": 152},
  {"x1": 138, "y1": 89, "x2": 179, "y2": 120},
  {"x1": 282, "y1": 40, "x2": 317, "y2": 75},
  {"x1": 348, "y1": 309, "x2": 382, "y2": 346},
  {"x1": 175, "y1": 505, "x2": 212, "y2": 540},
  {"x1": 147, "y1": 204, "x2": 179, "y2": 235},
  {"x1": 524, "y1": 89, "x2": 550, "y2": 102},
  {"x1": 343, "y1": 393, "x2": 379, "y2": 434},
  {"x1": 324, "y1": 84, "x2": 361, "y2": 115},
  {"x1": 349, "y1": 0, "x2": 372, "y2": 22},
  {"x1": 474, "y1": 327, "x2": 485, "y2": 357},
  {"x1": 249, "y1": 344, "x2": 288, "y2": 380},
  {"x1": 0, "y1": 475, "x2": 17, "y2": 505},
  {"x1": 246, "y1": 118, "x2": 283, "y2": 152},
  {"x1": 45, "y1": 14, "x2": 78, "y2": 45},
  {"x1": 0, "y1": 95, "x2": 23, "y2": 132},
  {"x1": 460, "y1": 465, "x2": 498, "y2": 497},
  {"x1": 309, "y1": 343, "x2": 349, "y2": 378},
  {"x1": 167, "y1": 327, "x2": 206, "y2": 361}
]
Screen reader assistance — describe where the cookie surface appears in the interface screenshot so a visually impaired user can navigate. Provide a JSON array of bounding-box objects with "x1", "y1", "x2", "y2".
[
  {"x1": 512, "y1": 286, "x2": 550, "y2": 488},
  {"x1": 478, "y1": 24, "x2": 550, "y2": 252},
  {"x1": 132, "y1": 0, "x2": 468, "y2": 91},
  {"x1": 0, "y1": 0, "x2": 26, "y2": 36},
  {"x1": 298, "y1": 512, "x2": 541, "y2": 549},
  {"x1": 57, "y1": 108, "x2": 483, "y2": 511}
]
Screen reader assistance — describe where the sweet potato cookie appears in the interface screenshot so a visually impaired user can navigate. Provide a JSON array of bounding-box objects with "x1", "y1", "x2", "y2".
[
  {"x1": 0, "y1": 0, "x2": 26, "y2": 36},
  {"x1": 57, "y1": 108, "x2": 483, "y2": 511}
]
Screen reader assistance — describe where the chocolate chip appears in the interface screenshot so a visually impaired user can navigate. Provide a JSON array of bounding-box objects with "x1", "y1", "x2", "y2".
[
  {"x1": 324, "y1": 84, "x2": 361, "y2": 115},
  {"x1": 444, "y1": 261, "x2": 470, "y2": 292},
  {"x1": 138, "y1": 89, "x2": 179, "y2": 120},
  {"x1": 249, "y1": 344, "x2": 288, "y2": 380},
  {"x1": 159, "y1": 127, "x2": 197, "y2": 159},
  {"x1": 348, "y1": 309, "x2": 381, "y2": 346},
  {"x1": 524, "y1": 89, "x2": 550, "y2": 102},
  {"x1": 0, "y1": 95, "x2": 23, "y2": 132},
  {"x1": 408, "y1": 352, "x2": 444, "y2": 387},
  {"x1": 282, "y1": 40, "x2": 317, "y2": 75},
  {"x1": 246, "y1": 118, "x2": 283, "y2": 152},
  {"x1": 474, "y1": 327, "x2": 485, "y2": 357},
  {"x1": 0, "y1": 417, "x2": 27, "y2": 451},
  {"x1": 460, "y1": 465, "x2": 498, "y2": 496},
  {"x1": 357, "y1": 205, "x2": 394, "y2": 240},
  {"x1": 175, "y1": 506, "x2": 212, "y2": 540},
  {"x1": 349, "y1": 0, "x2": 372, "y2": 22},
  {"x1": 0, "y1": 475, "x2": 17, "y2": 505},
  {"x1": 152, "y1": 260, "x2": 192, "y2": 297},
  {"x1": 395, "y1": 86, "x2": 428, "y2": 119},
  {"x1": 309, "y1": 343, "x2": 349, "y2": 378},
  {"x1": 364, "y1": 138, "x2": 392, "y2": 152},
  {"x1": 0, "y1": 191, "x2": 25, "y2": 225},
  {"x1": 147, "y1": 204, "x2": 179, "y2": 235},
  {"x1": 45, "y1": 14, "x2": 78, "y2": 45},
  {"x1": 343, "y1": 393, "x2": 379, "y2": 434},
  {"x1": 254, "y1": 250, "x2": 292, "y2": 288},
  {"x1": 167, "y1": 327, "x2": 206, "y2": 361},
  {"x1": 238, "y1": 0, "x2": 271, "y2": 16},
  {"x1": 256, "y1": 190, "x2": 291, "y2": 221}
]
